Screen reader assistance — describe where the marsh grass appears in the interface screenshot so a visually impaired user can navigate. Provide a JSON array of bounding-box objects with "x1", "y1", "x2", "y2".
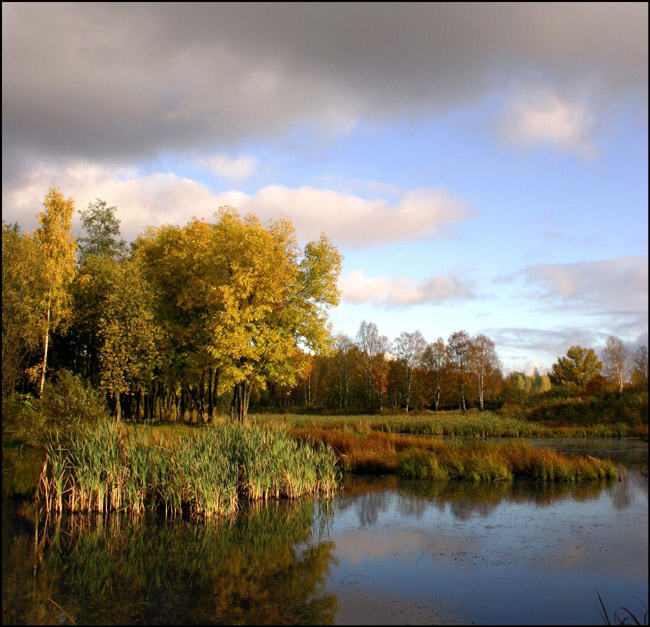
[
  {"x1": 37, "y1": 420, "x2": 339, "y2": 519},
  {"x1": 291, "y1": 425, "x2": 617, "y2": 482},
  {"x1": 252, "y1": 411, "x2": 647, "y2": 439}
]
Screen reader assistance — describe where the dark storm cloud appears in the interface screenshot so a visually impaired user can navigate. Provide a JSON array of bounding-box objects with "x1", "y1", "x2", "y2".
[{"x1": 3, "y1": 2, "x2": 647, "y2": 166}]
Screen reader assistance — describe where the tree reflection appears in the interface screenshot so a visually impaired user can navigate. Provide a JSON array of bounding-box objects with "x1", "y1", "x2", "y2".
[{"x1": 2, "y1": 499, "x2": 338, "y2": 625}]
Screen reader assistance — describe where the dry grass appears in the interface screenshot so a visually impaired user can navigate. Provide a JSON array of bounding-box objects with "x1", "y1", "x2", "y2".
[{"x1": 291, "y1": 425, "x2": 617, "y2": 482}]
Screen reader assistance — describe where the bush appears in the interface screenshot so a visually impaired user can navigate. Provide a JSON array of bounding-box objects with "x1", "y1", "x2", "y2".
[
  {"x1": 41, "y1": 369, "x2": 110, "y2": 427},
  {"x1": 2, "y1": 370, "x2": 110, "y2": 446}
]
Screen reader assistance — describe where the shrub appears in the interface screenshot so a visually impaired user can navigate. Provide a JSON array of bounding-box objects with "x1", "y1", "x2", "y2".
[{"x1": 41, "y1": 369, "x2": 110, "y2": 428}]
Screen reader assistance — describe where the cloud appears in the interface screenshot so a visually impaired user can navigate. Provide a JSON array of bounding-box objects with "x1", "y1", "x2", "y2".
[
  {"x1": 219, "y1": 185, "x2": 472, "y2": 248},
  {"x1": 491, "y1": 258, "x2": 648, "y2": 359},
  {"x1": 3, "y1": 3, "x2": 646, "y2": 172},
  {"x1": 522, "y1": 257, "x2": 648, "y2": 315},
  {"x1": 498, "y1": 88, "x2": 598, "y2": 158},
  {"x1": 193, "y1": 154, "x2": 257, "y2": 183},
  {"x1": 340, "y1": 269, "x2": 477, "y2": 307},
  {"x1": 486, "y1": 326, "x2": 606, "y2": 370},
  {"x1": 1, "y1": 162, "x2": 472, "y2": 248}
]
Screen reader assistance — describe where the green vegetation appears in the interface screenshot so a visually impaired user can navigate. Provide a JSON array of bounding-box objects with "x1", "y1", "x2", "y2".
[
  {"x1": 253, "y1": 411, "x2": 648, "y2": 439},
  {"x1": 289, "y1": 424, "x2": 617, "y2": 482},
  {"x1": 38, "y1": 421, "x2": 339, "y2": 518}
]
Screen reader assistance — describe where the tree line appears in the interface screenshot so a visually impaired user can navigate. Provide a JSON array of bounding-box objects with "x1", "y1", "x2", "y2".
[
  {"x1": 261, "y1": 325, "x2": 648, "y2": 414},
  {"x1": 3, "y1": 188, "x2": 341, "y2": 422},
  {"x1": 3, "y1": 187, "x2": 648, "y2": 422}
]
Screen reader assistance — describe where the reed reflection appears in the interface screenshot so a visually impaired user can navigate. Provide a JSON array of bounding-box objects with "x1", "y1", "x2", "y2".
[{"x1": 2, "y1": 499, "x2": 338, "y2": 625}]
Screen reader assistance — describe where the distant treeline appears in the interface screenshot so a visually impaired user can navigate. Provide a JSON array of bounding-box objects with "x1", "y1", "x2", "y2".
[{"x1": 2, "y1": 188, "x2": 648, "y2": 425}]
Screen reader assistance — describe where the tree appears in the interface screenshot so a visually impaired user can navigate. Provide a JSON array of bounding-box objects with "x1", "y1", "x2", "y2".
[
  {"x1": 2, "y1": 223, "x2": 48, "y2": 396},
  {"x1": 447, "y1": 330, "x2": 472, "y2": 410},
  {"x1": 374, "y1": 335, "x2": 392, "y2": 413},
  {"x1": 468, "y1": 334, "x2": 501, "y2": 410},
  {"x1": 332, "y1": 334, "x2": 356, "y2": 410},
  {"x1": 355, "y1": 321, "x2": 381, "y2": 410},
  {"x1": 421, "y1": 338, "x2": 446, "y2": 411},
  {"x1": 631, "y1": 345, "x2": 648, "y2": 388},
  {"x1": 601, "y1": 335, "x2": 630, "y2": 394},
  {"x1": 29, "y1": 188, "x2": 78, "y2": 396},
  {"x1": 77, "y1": 199, "x2": 127, "y2": 263},
  {"x1": 393, "y1": 330, "x2": 426, "y2": 412},
  {"x1": 96, "y1": 260, "x2": 159, "y2": 421},
  {"x1": 549, "y1": 345, "x2": 602, "y2": 391},
  {"x1": 134, "y1": 208, "x2": 341, "y2": 422}
]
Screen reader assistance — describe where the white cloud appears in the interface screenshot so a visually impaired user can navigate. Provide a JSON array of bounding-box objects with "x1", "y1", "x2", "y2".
[
  {"x1": 523, "y1": 257, "x2": 648, "y2": 314},
  {"x1": 2, "y1": 163, "x2": 220, "y2": 241},
  {"x1": 2, "y1": 163, "x2": 472, "y2": 248},
  {"x1": 194, "y1": 153, "x2": 257, "y2": 183},
  {"x1": 340, "y1": 269, "x2": 476, "y2": 307},
  {"x1": 499, "y1": 88, "x2": 598, "y2": 158},
  {"x1": 217, "y1": 185, "x2": 472, "y2": 248},
  {"x1": 489, "y1": 257, "x2": 649, "y2": 365}
]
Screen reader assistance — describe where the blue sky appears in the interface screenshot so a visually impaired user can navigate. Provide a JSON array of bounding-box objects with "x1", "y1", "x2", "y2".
[{"x1": 3, "y1": 3, "x2": 647, "y2": 373}]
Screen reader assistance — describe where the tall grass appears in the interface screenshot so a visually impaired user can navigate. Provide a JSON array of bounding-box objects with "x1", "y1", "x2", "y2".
[
  {"x1": 291, "y1": 426, "x2": 617, "y2": 482},
  {"x1": 37, "y1": 420, "x2": 339, "y2": 519},
  {"x1": 252, "y1": 411, "x2": 648, "y2": 439}
]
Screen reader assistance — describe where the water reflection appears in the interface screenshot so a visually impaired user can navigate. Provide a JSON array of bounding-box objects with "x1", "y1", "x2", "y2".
[
  {"x1": 339, "y1": 471, "x2": 645, "y2": 527},
  {"x1": 2, "y1": 499, "x2": 338, "y2": 625}
]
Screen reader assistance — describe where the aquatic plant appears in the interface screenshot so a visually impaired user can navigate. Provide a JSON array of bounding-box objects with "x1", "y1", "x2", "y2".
[
  {"x1": 595, "y1": 591, "x2": 648, "y2": 626},
  {"x1": 37, "y1": 420, "x2": 340, "y2": 518}
]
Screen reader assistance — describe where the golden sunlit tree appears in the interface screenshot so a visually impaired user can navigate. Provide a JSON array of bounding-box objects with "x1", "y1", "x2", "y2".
[
  {"x1": 135, "y1": 208, "x2": 341, "y2": 422},
  {"x1": 2, "y1": 223, "x2": 47, "y2": 396},
  {"x1": 28, "y1": 188, "x2": 77, "y2": 397}
]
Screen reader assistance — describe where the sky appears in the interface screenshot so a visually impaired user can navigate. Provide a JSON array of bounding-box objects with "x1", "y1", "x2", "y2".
[{"x1": 2, "y1": 3, "x2": 648, "y2": 374}]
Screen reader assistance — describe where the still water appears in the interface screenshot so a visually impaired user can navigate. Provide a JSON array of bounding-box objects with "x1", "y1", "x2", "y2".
[{"x1": 2, "y1": 439, "x2": 647, "y2": 625}]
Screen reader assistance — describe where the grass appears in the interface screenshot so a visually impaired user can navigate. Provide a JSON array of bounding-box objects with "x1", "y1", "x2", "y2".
[
  {"x1": 37, "y1": 420, "x2": 340, "y2": 519},
  {"x1": 290, "y1": 425, "x2": 617, "y2": 482},
  {"x1": 251, "y1": 410, "x2": 648, "y2": 440},
  {"x1": 27, "y1": 408, "x2": 637, "y2": 517}
]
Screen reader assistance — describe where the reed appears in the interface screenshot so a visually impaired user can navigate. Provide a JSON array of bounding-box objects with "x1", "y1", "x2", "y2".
[
  {"x1": 290, "y1": 425, "x2": 617, "y2": 482},
  {"x1": 37, "y1": 420, "x2": 340, "y2": 519},
  {"x1": 252, "y1": 412, "x2": 647, "y2": 439}
]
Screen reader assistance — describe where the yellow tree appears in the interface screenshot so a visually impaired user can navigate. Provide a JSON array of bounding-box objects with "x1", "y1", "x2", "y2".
[
  {"x1": 135, "y1": 208, "x2": 341, "y2": 422},
  {"x1": 96, "y1": 259, "x2": 159, "y2": 421},
  {"x1": 210, "y1": 208, "x2": 341, "y2": 421},
  {"x1": 2, "y1": 223, "x2": 47, "y2": 396},
  {"x1": 29, "y1": 188, "x2": 77, "y2": 397}
]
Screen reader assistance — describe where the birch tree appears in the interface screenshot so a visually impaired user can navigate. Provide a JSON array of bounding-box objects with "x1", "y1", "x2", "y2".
[
  {"x1": 421, "y1": 338, "x2": 446, "y2": 411},
  {"x1": 2, "y1": 223, "x2": 47, "y2": 396},
  {"x1": 29, "y1": 188, "x2": 77, "y2": 396},
  {"x1": 601, "y1": 335, "x2": 629, "y2": 394},
  {"x1": 447, "y1": 330, "x2": 472, "y2": 411},
  {"x1": 394, "y1": 330, "x2": 426, "y2": 412},
  {"x1": 355, "y1": 321, "x2": 381, "y2": 410},
  {"x1": 468, "y1": 334, "x2": 501, "y2": 410}
]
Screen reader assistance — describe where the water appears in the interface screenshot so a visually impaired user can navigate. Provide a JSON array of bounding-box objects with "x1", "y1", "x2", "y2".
[{"x1": 2, "y1": 439, "x2": 647, "y2": 625}]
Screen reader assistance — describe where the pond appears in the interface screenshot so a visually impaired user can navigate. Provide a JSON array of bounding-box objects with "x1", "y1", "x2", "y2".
[{"x1": 2, "y1": 439, "x2": 647, "y2": 625}]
